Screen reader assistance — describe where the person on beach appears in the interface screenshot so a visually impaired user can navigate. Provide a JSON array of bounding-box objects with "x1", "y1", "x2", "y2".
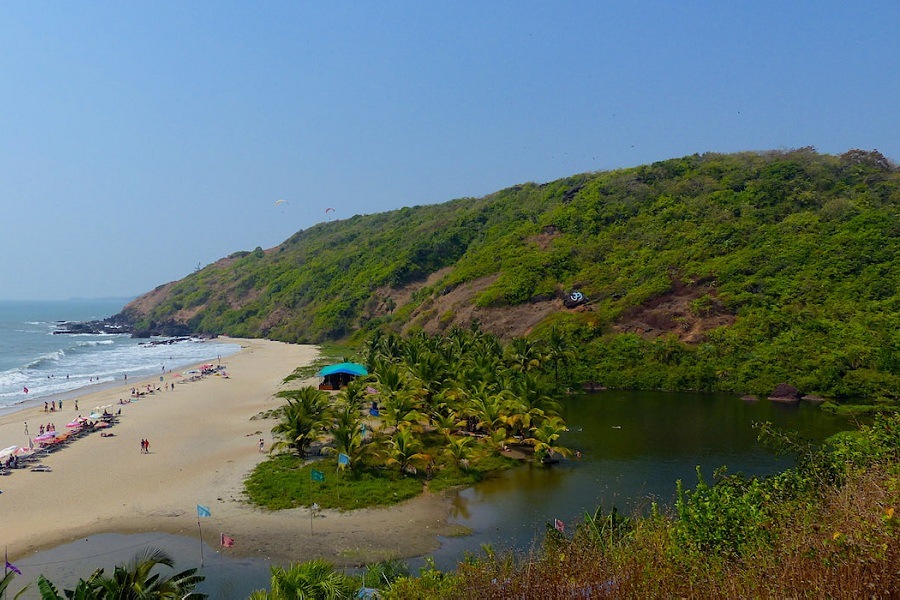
[
  {"x1": 44, "y1": 402, "x2": 48, "y2": 412},
  {"x1": 59, "y1": 400, "x2": 63, "y2": 410},
  {"x1": 140, "y1": 439, "x2": 146, "y2": 454},
  {"x1": 24, "y1": 422, "x2": 29, "y2": 436},
  {"x1": 258, "y1": 438, "x2": 265, "y2": 453},
  {"x1": 74, "y1": 399, "x2": 78, "y2": 410}
]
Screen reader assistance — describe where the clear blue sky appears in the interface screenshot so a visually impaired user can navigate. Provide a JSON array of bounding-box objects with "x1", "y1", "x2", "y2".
[{"x1": 1, "y1": 2, "x2": 897, "y2": 301}]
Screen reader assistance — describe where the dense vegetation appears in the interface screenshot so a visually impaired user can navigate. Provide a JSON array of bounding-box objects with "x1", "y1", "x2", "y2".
[
  {"x1": 9, "y1": 414, "x2": 898, "y2": 598},
  {"x1": 120, "y1": 149, "x2": 898, "y2": 404},
  {"x1": 246, "y1": 327, "x2": 570, "y2": 510}
]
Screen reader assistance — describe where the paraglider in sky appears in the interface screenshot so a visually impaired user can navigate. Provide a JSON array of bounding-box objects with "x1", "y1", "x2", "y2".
[
  {"x1": 274, "y1": 199, "x2": 288, "y2": 207},
  {"x1": 325, "y1": 207, "x2": 335, "y2": 213}
]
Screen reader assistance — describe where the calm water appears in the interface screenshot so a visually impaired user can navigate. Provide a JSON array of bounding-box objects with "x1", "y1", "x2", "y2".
[
  {"x1": 425, "y1": 390, "x2": 849, "y2": 568},
  {"x1": 9, "y1": 391, "x2": 851, "y2": 596}
]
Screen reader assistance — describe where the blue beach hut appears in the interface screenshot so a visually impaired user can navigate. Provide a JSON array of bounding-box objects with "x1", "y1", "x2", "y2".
[{"x1": 316, "y1": 362, "x2": 368, "y2": 390}]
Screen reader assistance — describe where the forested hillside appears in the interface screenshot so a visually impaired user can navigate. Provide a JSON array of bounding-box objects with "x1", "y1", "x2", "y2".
[{"x1": 119, "y1": 148, "x2": 898, "y2": 403}]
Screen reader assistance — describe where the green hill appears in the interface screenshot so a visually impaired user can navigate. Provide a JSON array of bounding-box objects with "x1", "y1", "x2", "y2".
[{"x1": 118, "y1": 148, "x2": 899, "y2": 403}]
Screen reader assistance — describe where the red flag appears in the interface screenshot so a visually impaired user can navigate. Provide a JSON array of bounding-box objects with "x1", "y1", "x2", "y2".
[
  {"x1": 554, "y1": 518, "x2": 564, "y2": 533},
  {"x1": 221, "y1": 533, "x2": 234, "y2": 548},
  {"x1": 23, "y1": 387, "x2": 28, "y2": 394}
]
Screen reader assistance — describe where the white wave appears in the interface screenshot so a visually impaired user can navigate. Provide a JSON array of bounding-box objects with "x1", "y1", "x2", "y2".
[
  {"x1": 76, "y1": 340, "x2": 115, "y2": 347},
  {"x1": 25, "y1": 350, "x2": 66, "y2": 369}
]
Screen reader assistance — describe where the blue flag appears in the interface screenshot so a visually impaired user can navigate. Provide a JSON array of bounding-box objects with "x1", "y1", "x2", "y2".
[
  {"x1": 197, "y1": 504, "x2": 211, "y2": 518},
  {"x1": 311, "y1": 469, "x2": 325, "y2": 482},
  {"x1": 338, "y1": 453, "x2": 350, "y2": 466}
]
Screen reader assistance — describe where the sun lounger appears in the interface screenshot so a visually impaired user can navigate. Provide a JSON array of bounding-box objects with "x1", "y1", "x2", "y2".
[{"x1": 31, "y1": 465, "x2": 52, "y2": 472}]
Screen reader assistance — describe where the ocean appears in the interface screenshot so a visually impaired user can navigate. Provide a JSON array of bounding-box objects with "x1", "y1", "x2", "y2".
[{"x1": 0, "y1": 299, "x2": 241, "y2": 414}]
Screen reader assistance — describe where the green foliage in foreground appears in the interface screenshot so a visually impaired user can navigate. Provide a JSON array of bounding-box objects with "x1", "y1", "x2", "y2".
[
  {"x1": 123, "y1": 148, "x2": 898, "y2": 404},
  {"x1": 380, "y1": 413, "x2": 900, "y2": 598},
  {"x1": 8, "y1": 548, "x2": 206, "y2": 600}
]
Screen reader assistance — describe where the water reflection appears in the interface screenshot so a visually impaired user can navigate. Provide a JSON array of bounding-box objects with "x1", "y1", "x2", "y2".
[{"x1": 424, "y1": 391, "x2": 850, "y2": 570}]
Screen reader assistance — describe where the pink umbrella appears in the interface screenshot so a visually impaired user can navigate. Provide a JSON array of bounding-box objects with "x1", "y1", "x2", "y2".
[
  {"x1": 66, "y1": 421, "x2": 82, "y2": 428},
  {"x1": 34, "y1": 432, "x2": 57, "y2": 441}
]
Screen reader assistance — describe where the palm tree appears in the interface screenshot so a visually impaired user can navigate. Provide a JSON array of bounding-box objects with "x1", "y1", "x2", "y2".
[
  {"x1": 88, "y1": 548, "x2": 205, "y2": 599},
  {"x1": 506, "y1": 337, "x2": 547, "y2": 373},
  {"x1": 250, "y1": 559, "x2": 357, "y2": 599},
  {"x1": 271, "y1": 387, "x2": 331, "y2": 457},
  {"x1": 443, "y1": 435, "x2": 474, "y2": 470},
  {"x1": 546, "y1": 325, "x2": 575, "y2": 382},
  {"x1": 524, "y1": 416, "x2": 573, "y2": 465},
  {"x1": 384, "y1": 425, "x2": 430, "y2": 475},
  {"x1": 325, "y1": 401, "x2": 364, "y2": 469}
]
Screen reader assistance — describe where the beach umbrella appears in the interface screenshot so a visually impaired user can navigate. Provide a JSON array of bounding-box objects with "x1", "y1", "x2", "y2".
[
  {"x1": 34, "y1": 432, "x2": 57, "y2": 441},
  {"x1": 0, "y1": 445, "x2": 18, "y2": 460},
  {"x1": 66, "y1": 421, "x2": 82, "y2": 428},
  {"x1": 89, "y1": 412, "x2": 102, "y2": 419},
  {"x1": 13, "y1": 446, "x2": 33, "y2": 456}
]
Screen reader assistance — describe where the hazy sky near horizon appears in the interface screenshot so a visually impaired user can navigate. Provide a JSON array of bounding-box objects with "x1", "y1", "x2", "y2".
[{"x1": 1, "y1": 2, "x2": 897, "y2": 301}]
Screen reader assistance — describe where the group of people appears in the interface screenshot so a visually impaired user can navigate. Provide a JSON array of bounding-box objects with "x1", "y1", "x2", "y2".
[
  {"x1": 43, "y1": 400, "x2": 68, "y2": 412},
  {"x1": 139, "y1": 438, "x2": 151, "y2": 454}
]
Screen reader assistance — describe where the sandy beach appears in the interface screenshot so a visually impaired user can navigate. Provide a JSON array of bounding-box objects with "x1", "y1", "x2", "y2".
[{"x1": 0, "y1": 338, "x2": 459, "y2": 566}]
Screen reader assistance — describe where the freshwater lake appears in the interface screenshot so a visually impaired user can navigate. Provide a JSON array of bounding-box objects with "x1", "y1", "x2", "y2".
[{"x1": 9, "y1": 391, "x2": 851, "y2": 597}]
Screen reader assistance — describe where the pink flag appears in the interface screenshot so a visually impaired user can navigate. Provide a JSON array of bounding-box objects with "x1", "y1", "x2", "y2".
[
  {"x1": 221, "y1": 533, "x2": 235, "y2": 548},
  {"x1": 554, "y1": 518, "x2": 565, "y2": 533}
]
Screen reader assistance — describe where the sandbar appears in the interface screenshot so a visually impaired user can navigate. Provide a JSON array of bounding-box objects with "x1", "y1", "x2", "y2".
[{"x1": 0, "y1": 338, "x2": 459, "y2": 566}]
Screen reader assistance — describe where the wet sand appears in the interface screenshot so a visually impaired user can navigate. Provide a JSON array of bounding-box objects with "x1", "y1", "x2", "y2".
[{"x1": 0, "y1": 338, "x2": 459, "y2": 566}]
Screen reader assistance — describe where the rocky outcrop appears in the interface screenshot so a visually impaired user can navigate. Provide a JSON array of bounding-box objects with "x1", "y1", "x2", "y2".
[
  {"x1": 768, "y1": 383, "x2": 801, "y2": 403},
  {"x1": 53, "y1": 318, "x2": 132, "y2": 335}
]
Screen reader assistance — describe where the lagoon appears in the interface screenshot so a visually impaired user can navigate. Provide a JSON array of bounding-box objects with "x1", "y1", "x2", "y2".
[{"x1": 11, "y1": 391, "x2": 851, "y2": 595}]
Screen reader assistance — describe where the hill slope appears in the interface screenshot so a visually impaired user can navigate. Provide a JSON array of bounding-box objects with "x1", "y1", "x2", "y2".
[{"x1": 118, "y1": 148, "x2": 899, "y2": 402}]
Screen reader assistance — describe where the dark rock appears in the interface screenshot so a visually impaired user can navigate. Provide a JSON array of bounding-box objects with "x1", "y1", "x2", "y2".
[
  {"x1": 801, "y1": 394, "x2": 826, "y2": 404},
  {"x1": 768, "y1": 383, "x2": 801, "y2": 402},
  {"x1": 53, "y1": 318, "x2": 132, "y2": 335}
]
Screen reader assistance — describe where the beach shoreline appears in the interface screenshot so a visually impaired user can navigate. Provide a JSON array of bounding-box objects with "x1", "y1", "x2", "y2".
[{"x1": 0, "y1": 338, "x2": 458, "y2": 568}]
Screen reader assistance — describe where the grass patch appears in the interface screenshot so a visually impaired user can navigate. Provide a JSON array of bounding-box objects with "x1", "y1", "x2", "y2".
[{"x1": 245, "y1": 454, "x2": 423, "y2": 510}]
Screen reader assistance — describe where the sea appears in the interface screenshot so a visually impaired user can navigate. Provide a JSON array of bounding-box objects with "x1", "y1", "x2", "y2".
[{"x1": 0, "y1": 298, "x2": 241, "y2": 415}]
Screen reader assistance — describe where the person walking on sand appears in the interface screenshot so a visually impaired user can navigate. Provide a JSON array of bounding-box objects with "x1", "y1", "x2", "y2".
[
  {"x1": 24, "y1": 422, "x2": 29, "y2": 436},
  {"x1": 258, "y1": 438, "x2": 265, "y2": 453}
]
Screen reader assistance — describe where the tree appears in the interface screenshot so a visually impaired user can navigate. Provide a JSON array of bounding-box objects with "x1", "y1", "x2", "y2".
[
  {"x1": 384, "y1": 425, "x2": 431, "y2": 474},
  {"x1": 39, "y1": 548, "x2": 207, "y2": 599},
  {"x1": 325, "y1": 401, "x2": 364, "y2": 469},
  {"x1": 271, "y1": 387, "x2": 331, "y2": 457},
  {"x1": 524, "y1": 416, "x2": 573, "y2": 464},
  {"x1": 250, "y1": 559, "x2": 357, "y2": 599}
]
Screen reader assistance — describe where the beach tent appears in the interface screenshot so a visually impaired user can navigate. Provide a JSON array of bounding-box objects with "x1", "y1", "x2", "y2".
[{"x1": 316, "y1": 362, "x2": 368, "y2": 390}]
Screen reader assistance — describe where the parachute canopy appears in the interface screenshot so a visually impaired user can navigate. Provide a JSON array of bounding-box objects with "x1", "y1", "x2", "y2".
[
  {"x1": 325, "y1": 207, "x2": 335, "y2": 213},
  {"x1": 274, "y1": 199, "x2": 288, "y2": 206}
]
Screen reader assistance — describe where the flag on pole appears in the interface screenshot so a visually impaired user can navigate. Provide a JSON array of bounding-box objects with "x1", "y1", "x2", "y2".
[
  {"x1": 554, "y1": 518, "x2": 565, "y2": 533},
  {"x1": 197, "y1": 504, "x2": 211, "y2": 518},
  {"x1": 221, "y1": 533, "x2": 235, "y2": 548},
  {"x1": 5, "y1": 561, "x2": 22, "y2": 575},
  {"x1": 337, "y1": 453, "x2": 350, "y2": 466},
  {"x1": 23, "y1": 387, "x2": 28, "y2": 394},
  {"x1": 311, "y1": 469, "x2": 325, "y2": 482}
]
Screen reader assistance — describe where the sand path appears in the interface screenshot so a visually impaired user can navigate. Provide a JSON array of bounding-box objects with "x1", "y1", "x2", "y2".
[{"x1": 0, "y1": 338, "x2": 458, "y2": 565}]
